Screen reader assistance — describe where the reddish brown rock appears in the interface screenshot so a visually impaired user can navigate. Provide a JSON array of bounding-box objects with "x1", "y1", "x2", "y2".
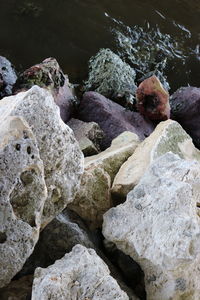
[
  {"x1": 14, "y1": 58, "x2": 76, "y2": 122},
  {"x1": 170, "y1": 86, "x2": 200, "y2": 149},
  {"x1": 136, "y1": 75, "x2": 170, "y2": 121},
  {"x1": 77, "y1": 92, "x2": 154, "y2": 149}
]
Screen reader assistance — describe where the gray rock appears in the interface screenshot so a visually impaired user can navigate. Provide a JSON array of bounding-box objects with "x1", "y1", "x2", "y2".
[
  {"x1": 16, "y1": 210, "x2": 94, "y2": 277},
  {"x1": 0, "y1": 86, "x2": 84, "y2": 227},
  {"x1": 0, "y1": 56, "x2": 17, "y2": 99},
  {"x1": 103, "y1": 153, "x2": 200, "y2": 300},
  {"x1": 68, "y1": 118, "x2": 105, "y2": 155},
  {"x1": 32, "y1": 244, "x2": 129, "y2": 300},
  {"x1": 84, "y1": 48, "x2": 137, "y2": 107},
  {"x1": 0, "y1": 116, "x2": 47, "y2": 287}
]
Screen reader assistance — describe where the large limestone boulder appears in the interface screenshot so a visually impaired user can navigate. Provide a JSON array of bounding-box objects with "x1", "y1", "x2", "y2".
[
  {"x1": 103, "y1": 153, "x2": 200, "y2": 300},
  {"x1": 0, "y1": 86, "x2": 84, "y2": 227},
  {"x1": 69, "y1": 132, "x2": 140, "y2": 228},
  {"x1": 0, "y1": 116, "x2": 47, "y2": 287},
  {"x1": 112, "y1": 119, "x2": 200, "y2": 200},
  {"x1": 32, "y1": 244, "x2": 129, "y2": 300},
  {"x1": 77, "y1": 91, "x2": 154, "y2": 149}
]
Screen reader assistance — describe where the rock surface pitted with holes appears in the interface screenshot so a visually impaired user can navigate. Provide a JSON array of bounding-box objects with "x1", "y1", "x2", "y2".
[
  {"x1": 0, "y1": 86, "x2": 84, "y2": 227},
  {"x1": 0, "y1": 116, "x2": 47, "y2": 287}
]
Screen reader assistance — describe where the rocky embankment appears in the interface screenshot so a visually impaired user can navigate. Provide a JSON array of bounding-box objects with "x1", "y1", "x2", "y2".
[{"x1": 0, "y1": 50, "x2": 200, "y2": 300}]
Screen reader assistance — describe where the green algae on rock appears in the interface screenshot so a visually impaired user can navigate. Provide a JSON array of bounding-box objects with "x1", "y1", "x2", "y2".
[{"x1": 84, "y1": 48, "x2": 137, "y2": 107}]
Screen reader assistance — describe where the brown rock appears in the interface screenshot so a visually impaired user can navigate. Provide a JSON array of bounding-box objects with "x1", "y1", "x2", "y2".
[{"x1": 136, "y1": 75, "x2": 170, "y2": 121}]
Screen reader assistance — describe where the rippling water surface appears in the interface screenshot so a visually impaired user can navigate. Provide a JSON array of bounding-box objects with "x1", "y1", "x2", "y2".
[{"x1": 0, "y1": 0, "x2": 200, "y2": 91}]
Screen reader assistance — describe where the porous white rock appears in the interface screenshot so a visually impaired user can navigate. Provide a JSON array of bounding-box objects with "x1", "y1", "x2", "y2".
[
  {"x1": 69, "y1": 131, "x2": 140, "y2": 228},
  {"x1": 0, "y1": 116, "x2": 47, "y2": 288},
  {"x1": 103, "y1": 153, "x2": 200, "y2": 300},
  {"x1": 32, "y1": 244, "x2": 129, "y2": 300},
  {"x1": 0, "y1": 86, "x2": 84, "y2": 226},
  {"x1": 112, "y1": 119, "x2": 200, "y2": 200}
]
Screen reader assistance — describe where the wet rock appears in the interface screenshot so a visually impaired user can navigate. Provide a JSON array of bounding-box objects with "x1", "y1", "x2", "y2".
[
  {"x1": 32, "y1": 244, "x2": 129, "y2": 300},
  {"x1": 69, "y1": 132, "x2": 140, "y2": 228},
  {"x1": 0, "y1": 275, "x2": 33, "y2": 300},
  {"x1": 170, "y1": 86, "x2": 200, "y2": 149},
  {"x1": 68, "y1": 118, "x2": 105, "y2": 155},
  {"x1": 112, "y1": 120, "x2": 200, "y2": 201},
  {"x1": 78, "y1": 91, "x2": 154, "y2": 149},
  {"x1": 0, "y1": 86, "x2": 84, "y2": 228},
  {"x1": 0, "y1": 116, "x2": 47, "y2": 287},
  {"x1": 16, "y1": 210, "x2": 94, "y2": 278},
  {"x1": 84, "y1": 48, "x2": 137, "y2": 107},
  {"x1": 0, "y1": 56, "x2": 17, "y2": 99},
  {"x1": 103, "y1": 153, "x2": 200, "y2": 300},
  {"x1": 14, "y1": 58, "x2": 77, "y2": 122},
  {"x1": 136, "y1": 75, "x2": 170, "y2": 121}
]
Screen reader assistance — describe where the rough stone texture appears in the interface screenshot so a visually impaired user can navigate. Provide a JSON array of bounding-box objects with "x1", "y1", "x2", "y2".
[
  {"x1": 0, "y1": 86, "x2": 84, "y2": 227},
  {"x1": 14, "y1": 58, "x2": 77, "y2": 122},
  {"x1": 0, "y1": 116, "x2": 47, "y2": 288},
  {"x1": 32, "y1": 244, "x2": 129, "y2": 300},
  {"x1": 0, "y1": 56, "x2": 17, "y2": 99},
  {"x1": 69, "y1": 132, "x2": 140, "y2": 228},
  {"x1": 78, "y1": 91, "x2": 154, "y2": 149},
  {"x1": 17, "y1": 210, "x2": 94, "y2": 277},
  {"x1": 103, "y1": 153, "x2": 200, "y2": 300},
  {"x1": 0, "y1": 275, "x2": 33, "y2": 300},
  {"x1": 170, "y1": 86, "x2": 200, "y2": 149},
  {"x1": 136, "y1": 75, "x2": 170, "y2": 121},
  {"x1": 84, "y1": 48, "x2": 137, "y2": 107},
  {"x1": 68, "y1": 118, "x2": 105, "y2": 155},
  {"x1": 112, "y1": 119, "x2": 200, "y2": 200}
]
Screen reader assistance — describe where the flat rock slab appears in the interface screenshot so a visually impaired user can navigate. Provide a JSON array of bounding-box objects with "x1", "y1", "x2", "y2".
[
  {"x1": 32, "y1": 244, "x2": 129, "y2": 300},
  {"x1": 103, "y1": 153, "x2": 200, "y2": 300}
]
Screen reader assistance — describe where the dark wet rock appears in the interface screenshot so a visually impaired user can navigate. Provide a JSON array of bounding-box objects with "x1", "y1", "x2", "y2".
[
  {"x1": 0, "y1": 275, "x2": 33, "y2": 300},
  {"x1": 77, "y1": 91, "x2": 154, "y2": 149},
  {"x1": 84, "y1": 48, "x2": 137, "y2": 108},
  {"x1": 16, "y1": 210, "x2": 94, "y2": 278},
  {"x1": 103, "y1": 240, "x2": 146, "y2": 300},
  {"x1": 0, "y1": 56, "x2": 17, "y2": 99},
  {"x1": 68, "y1": 118, "x2": 105, "y2": 156},
  {"x1": 136, "y1": 75, "x2": 170, "y2": 121},
  {"x1": 14, "y1": 58, "x2": 77, "y2": 122},
  {"x1": 170, "y1": 86, "x2": 200, "y2": 148}
]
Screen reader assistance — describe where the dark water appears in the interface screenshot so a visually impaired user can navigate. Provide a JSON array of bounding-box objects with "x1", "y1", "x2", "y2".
[{"x1": 0, "y1": 0, "x2": 200, "y2": 92}]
